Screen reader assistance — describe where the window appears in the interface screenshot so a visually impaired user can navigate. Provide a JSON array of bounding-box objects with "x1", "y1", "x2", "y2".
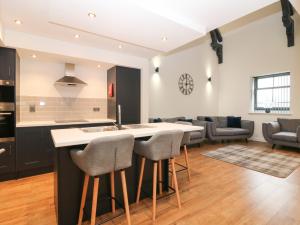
[{"x1": 253, "y1": 72, "x2": 290, "y2": 113}]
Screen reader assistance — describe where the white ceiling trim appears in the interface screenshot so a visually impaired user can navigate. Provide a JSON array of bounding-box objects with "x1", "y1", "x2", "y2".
[
  {"x1": 290, "y1": 0, "x2": 300, "y2": 14},
  {"x1": 4, "y1": 30, "x2": 149, "y2": 68}
]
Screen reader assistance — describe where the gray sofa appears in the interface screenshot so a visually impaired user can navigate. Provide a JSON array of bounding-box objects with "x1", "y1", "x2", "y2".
[
  {"x1": 197, "y1": 116, "x2": 254, "y2": 142},
  {"x1": 149, "y1": 117, "x2": 206, "y2": 145},
  {"x1": 263, "y1": 118, "x2": 300, "y2": 149}
]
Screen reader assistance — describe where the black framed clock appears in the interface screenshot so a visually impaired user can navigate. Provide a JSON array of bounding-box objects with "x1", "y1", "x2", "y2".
[{"x1": 178, "y1": 73, "x2": 194, "y2": 95}]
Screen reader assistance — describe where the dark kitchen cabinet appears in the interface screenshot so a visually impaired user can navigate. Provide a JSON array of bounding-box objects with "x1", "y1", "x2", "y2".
[
  {"x1": 107, "y1": 66, "x2": 141, "y2": 124},
  {"x1": 0, "y1": 47, "x2": 16, "y2": 81},
  {"x1": 16, "y1": 127, "x2": 53, "y2": 171},
  {"x1": 0, "y1": 142, "x2": 15, "y2": 175},
  {"x1": 15, "y1": 122, "x2": 113, "y2": 177}
]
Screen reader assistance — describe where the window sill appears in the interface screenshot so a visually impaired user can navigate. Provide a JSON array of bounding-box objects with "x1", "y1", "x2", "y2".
[{"x1": 248, "y1": 112, "x2": 292, "y2": 116}]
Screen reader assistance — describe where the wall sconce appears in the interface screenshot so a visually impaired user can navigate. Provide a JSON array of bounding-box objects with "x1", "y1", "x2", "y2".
[
  {"x1": 155, "y1": 67, "x2": 159, "y2": 73},
  {"x1": 208, "y1": 77, "x2": 212, "y2": 82}
]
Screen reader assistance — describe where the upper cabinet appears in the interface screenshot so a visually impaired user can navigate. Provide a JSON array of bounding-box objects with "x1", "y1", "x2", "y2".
[
  {"x1": 0, "y1": 47, "x2": 17, "y2": 81},
  {"x1": 107, "y1": 66, "x2": 141, "y2": 124}
]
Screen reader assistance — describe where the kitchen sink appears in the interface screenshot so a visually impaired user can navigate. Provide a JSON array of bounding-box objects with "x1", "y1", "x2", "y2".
[
  {"x1": 81, "y1": 126, "x2": 121, "y2": 133},
  {"x1": 80, "y1": 124, "x2": 154, "y2": 133}
]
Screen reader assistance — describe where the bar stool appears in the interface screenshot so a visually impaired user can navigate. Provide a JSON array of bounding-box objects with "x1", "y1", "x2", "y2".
[
  {"x1": 70, "y1": 134, "x2": 134, "y2": 225},
  {"x1": 174, "y1": 121, "x2": 192, "y2": 181},
  {"x1": 134, "y1": 130, "x2": 184, "y2": 221}
]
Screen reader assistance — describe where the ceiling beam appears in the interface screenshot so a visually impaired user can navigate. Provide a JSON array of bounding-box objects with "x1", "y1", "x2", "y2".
[
  {"x1": 280, "y1": 0, "x2": 295, "y2": 47},
  {"x1": 210, "y1": 29, "x2": 223, "y2": 64}
]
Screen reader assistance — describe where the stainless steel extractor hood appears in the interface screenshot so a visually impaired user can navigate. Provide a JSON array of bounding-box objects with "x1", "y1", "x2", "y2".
[{"x1": 55, "y1": 63, "x2": 87, "y2": 86}]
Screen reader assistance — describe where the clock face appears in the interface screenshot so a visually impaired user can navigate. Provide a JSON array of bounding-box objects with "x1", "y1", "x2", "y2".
[{"x1": 178, "y1": 73, "x2": 194, "y2": 95}]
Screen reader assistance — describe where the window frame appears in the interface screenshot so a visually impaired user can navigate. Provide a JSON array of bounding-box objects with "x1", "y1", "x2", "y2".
[{"x1": 253, "y1": 72, "x2": 291, "y2": 112}]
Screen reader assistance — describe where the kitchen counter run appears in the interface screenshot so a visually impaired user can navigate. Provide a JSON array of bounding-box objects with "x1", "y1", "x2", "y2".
[
  {"x1": 16, "y1": 119, "x2": 115, "y2": 127},
  {"x1": 51, "y1": 122, "x2": 204, "y2": 148}
]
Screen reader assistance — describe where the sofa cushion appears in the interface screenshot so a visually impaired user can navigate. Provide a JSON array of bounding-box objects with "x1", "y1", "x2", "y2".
[
  {"x1": 278, "y1": 119, "x2": 300, "y2": 133},
  {"x1": 272, "y1": 132, "x2": 297, "y2": 142},
  {"x1": 190, "y1": 131, "x2": 202, "y2": 139},
  {"x1": 215, "y1": 128, "x2": 249, "y2": 136},
  {"x1": 161, "y1": 117, "x2": 185, "y2": 123},
  {"x1": 217, "y1": 117, "x2": 228, "y2": 128},
  {"x1": 227, "y1": 116, "x2": 242, "y2": 128}
]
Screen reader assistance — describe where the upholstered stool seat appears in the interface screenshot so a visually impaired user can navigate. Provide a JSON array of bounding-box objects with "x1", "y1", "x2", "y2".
[{"x1": 71, "y1": 134, "x2": 134, "y2": 225}]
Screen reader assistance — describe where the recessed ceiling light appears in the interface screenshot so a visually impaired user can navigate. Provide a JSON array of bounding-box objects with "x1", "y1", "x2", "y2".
[
  {"x1": 118, "y1": 44, "x2": 123, "y2": 49},
  {"x1": 97, "y1": 64, "x2": 101, "y2": 68},
  {"x1": 162, "y1": 36, "x2": 168, "y2": 41},
  {"x1": 32, "y1": 54, "x2": 37, "y2": 59},
  {"x1": 88, "y1": 12, "x2": 96, "y2": 18},
  {"x1": 14, "y1": 19, "x2": 22, "y2": 25},
  {"x1": 74, "y1": 34, "x2": 80, "y2": 39}
]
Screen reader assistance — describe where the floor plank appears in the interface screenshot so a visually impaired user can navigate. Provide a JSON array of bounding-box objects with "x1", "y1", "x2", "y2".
[{"x1": 1, "y1": 141, "x2": 300, "y2": 225}]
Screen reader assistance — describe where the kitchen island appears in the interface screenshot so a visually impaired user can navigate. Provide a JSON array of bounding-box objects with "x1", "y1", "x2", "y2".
[{"x1": 51, "y1": 123, "x2": 203, "y2": 225}]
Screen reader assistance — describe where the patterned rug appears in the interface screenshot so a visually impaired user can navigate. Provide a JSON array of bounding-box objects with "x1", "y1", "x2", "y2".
[{"x1": 201, "y1": 145, "x2": 300, "y2": 178}]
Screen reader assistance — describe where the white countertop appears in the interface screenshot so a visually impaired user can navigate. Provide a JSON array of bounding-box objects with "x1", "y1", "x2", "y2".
[
  {"x1": 16, "y1": 119, "x2": 115, "y2": 127},
  {"x1": 51, "y1": 122, "x2": 204, "y2": 148}
]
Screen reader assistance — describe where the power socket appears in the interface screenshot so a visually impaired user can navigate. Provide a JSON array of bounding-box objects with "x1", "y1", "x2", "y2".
[
  {"x1": 93, "y1": 107, "x2": 100, "y2": 112},
  {"x1": 29, "y1": 104, "x2": 36, "y2": 112}
]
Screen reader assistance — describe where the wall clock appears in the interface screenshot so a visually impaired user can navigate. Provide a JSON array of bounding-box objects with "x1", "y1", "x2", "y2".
[{"x1": 178, "y1": 73, "x2": 194, "y2": 95}]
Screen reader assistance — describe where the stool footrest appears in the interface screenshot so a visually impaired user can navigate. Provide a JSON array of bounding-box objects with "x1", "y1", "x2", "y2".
[
  {"x1": 168, "y1": 162, "x2": 188, "y2": 174},
  {"x1": 141, "y1": 180, "x2": 176, "y2": 201},
  {"x1": 84, "y1": 193, "x2": 125, "y2": 225}
]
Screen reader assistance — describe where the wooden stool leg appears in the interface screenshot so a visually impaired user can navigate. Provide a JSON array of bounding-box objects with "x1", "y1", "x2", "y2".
[
  {"x1": 183, "y1": 145, "x2": 191, "y2": 181},
  {"x1": 91, "y1": 177, "x2": 99, "y2": 225},
  {"x1": 171, "y1": 158, "x2": 181, "y2": 209},
  {"x1": 152, "y1": 162, "x2": 158, "y2": 221},
  {"x1": 110, "y1": 171, "x2": 115, "y2": 213},
  {"x1": 171, "y1": 158, "x2": 175, "y2": 188},
  {"x1": 78, "y1": 174, "x2": 89, "y2": 225},
  {"x1": 136, "y1": 157, "x2": 146, "y2": 204},
  {"x1": 158, "y1": 160, "x2": 163, "y2": 195},
  {"x1": 120, "y1": 170, "x2": 132, "y2": 225}
]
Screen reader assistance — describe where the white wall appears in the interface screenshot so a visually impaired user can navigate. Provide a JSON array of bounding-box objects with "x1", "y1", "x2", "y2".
[
  {"x1": 20, "y1": 58, "x2": 107, "y2": 98},
  {"x1": 149, "y1": 39, "x2": 220, "y2": 118},
  {"x1": 149, "y1": 11, "x2": 300, "y2": 141},
  {"x1": 218, "y1": 12, "x2": 300, "y2": 141},
  {"x1": 4, "y1": 30, "x2": 150, "y2": 122},
  {"x1": 0, "y1": 20, "x2": 4, "y2": 45}
]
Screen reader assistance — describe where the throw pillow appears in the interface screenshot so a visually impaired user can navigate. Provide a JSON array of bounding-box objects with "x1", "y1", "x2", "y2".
[
  {"x1": 153, "y1": 118, "x2": 162, "y2": 123},
  {"x1": 178, "y1": 118, "x2": 193, "y2": 123},
  {"x1": 227, "y1": 116, "x2": 242, "y2": 128},
  {"x1": 205, "y1": 117, "x2": 213, "y2": 122}
]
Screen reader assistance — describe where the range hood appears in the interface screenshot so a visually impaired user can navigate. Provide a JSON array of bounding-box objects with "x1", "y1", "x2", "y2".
[{"x1": 55, "y1": 63, "x2": 87, "y2": 86}]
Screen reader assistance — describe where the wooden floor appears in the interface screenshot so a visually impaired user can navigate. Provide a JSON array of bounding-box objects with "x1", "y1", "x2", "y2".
[{"x1": 1, "y1": 141, "x2": 300, "y2": 225}]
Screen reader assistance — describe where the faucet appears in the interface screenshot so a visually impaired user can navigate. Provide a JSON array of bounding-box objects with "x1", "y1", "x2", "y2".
[{"x1": 113, "y1": 104, "x2": 122, "y2": 130}]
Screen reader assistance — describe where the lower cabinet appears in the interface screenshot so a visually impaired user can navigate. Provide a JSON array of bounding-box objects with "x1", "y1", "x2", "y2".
[
  {"x1": 16, "y1": 123, "x2": 112, "y2": 177},
  {"x1": 0, "y1": 142, "x2": 15, "y2": 175},
  {"x1": 16, "y1": 127, "x2": 54, "y2": 171}
]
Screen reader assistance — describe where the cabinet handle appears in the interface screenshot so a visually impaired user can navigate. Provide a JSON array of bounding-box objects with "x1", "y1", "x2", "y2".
[
  {"x1": 0, "y1": 112, "x2": 12, "y2": 115},
  {"x1": 0, "y1": 148, "x2": 6, "y2": 155},
  {"x1": 9, "y1": 67, "x2": 10, "y2": 77},
  {"x1": 25, "y1": 161, "x2": 41, "y2": 165}
]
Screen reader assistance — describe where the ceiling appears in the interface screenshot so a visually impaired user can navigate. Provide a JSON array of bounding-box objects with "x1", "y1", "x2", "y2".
[
  {"x1": 0, "y1": 0, "x2": 279, "y2": 58},
  {"x1": 17, "y1": 48, "x2": 114, "y2": 69}
]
